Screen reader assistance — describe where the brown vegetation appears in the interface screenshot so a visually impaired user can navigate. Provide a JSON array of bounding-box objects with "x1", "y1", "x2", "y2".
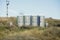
[
  {"x1": 0, "y1": 17, "x2": 60, "y2": 40},
  {"x1": 0, "y1": 27, "x2": 60, "y2": 40}
]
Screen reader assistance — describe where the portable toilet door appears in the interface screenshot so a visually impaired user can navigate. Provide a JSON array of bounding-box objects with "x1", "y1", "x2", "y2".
[
  {"x1": 32, "y1": 16, "x2": 38, "y2": 26},
  {"x1": 25, "y1": 16, "x2": 30, "y2": 26},
  {"x1": 40, "y1": 16, "x2": 45, "y2": 27},
  {"x1": 17, "y1": 16, "x2": 24, "y2": 27},
  {"x1": 37, "y1": 16, "x2": 40, "y2": 26}
]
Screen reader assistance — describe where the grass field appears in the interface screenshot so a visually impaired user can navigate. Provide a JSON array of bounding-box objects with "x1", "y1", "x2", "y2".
[
  {"x1": 0, "y1": 26, "x2": 60, "y2": 40},
  {"x1": 0, "y1": 17, "x2": 60, "y2": 40}
]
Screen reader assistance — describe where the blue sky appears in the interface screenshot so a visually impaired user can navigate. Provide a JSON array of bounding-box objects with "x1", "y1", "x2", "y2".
[{"x1": 0, "y1": 0, "x2": 60, "y2": 19}]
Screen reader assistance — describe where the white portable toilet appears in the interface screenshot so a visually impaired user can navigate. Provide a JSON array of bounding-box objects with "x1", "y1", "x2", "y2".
[
  {"x1": 25, "y1": 16, "x2": 30, "y2": 26},
  {"x1": 40, "y1": 16, "x2": 45, "y2": 27},
  {"x1": 32, "y1": 16, "x2": 38, "y2": 26},
  {"x1": 17, "y1": 16, "x2": 23, "y2": 27}
]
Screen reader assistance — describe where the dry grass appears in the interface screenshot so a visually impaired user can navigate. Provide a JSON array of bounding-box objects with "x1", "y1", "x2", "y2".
[
  {"x1": 0, "y1": 27, "x2": 60, "y2": 40},
  {"x1": 0, "y1": 17, "x2": 60, "y2": 40}
]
